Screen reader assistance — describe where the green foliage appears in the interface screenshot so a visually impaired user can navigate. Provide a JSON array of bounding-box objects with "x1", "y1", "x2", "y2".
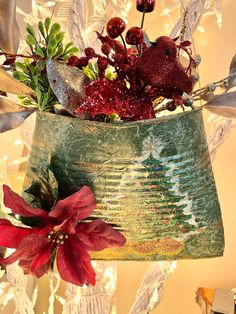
[
  {"x1": 82, "y1": 63, "x2": 117, "y2": 81},
  {"x1": 105, "y1": 65, "x2": 118, "y2": 81},
  {"x1": 82, "y1": 62, "x2": 98, "y2": 80},
  {"x1": 23, "y1": 168, "x2": 59, "y2": 214},
  {"x1": 14, "y1": 17, "x2": 79, "y2": 111}
]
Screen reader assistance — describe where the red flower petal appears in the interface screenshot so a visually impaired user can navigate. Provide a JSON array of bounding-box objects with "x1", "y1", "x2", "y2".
[
  {"x1": 0, "y1": 233, "x2": 49, "y2": 266},
  {"x1": 76, "y1": 219, "x2": 126, "y2": 251},
  {"x1": 30, "y1": 242, "x2": 54, "y2": 277},
  {"x1": 49, "y1": 186, "x2": 96, "y2": 223},
  {"x1": 53, "y1": 217, "x2": 77, "y2": 234},
  {"x1": 0, "y1": 219, "x2": 32, "y2": 248},
  {"x1": 0, "y1": 247, "x2": 24, "y2": 265},
  {"x1": 20, "y1": 234, "x2": 50, "y2": 258},
  {"x1": 19, "y1": 258, "x2": 51, "y2": 278},
  {"x1": 57, "y1": 239, "x2": 95, "y2": 286},
  {"x1": 3, "y1": 185, "x2": 48, "y2": 218},
  {"x1": 18, "y1": 258, "x2": 32, "y2": 274},
  {"x1": 33, "y1": 260, "x2": 51, "y2": 278}
]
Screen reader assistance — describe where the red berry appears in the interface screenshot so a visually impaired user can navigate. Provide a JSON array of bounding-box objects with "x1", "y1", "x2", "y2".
[
  {"x1": 97, "y1": 57, "x2": 109, "y2": 71},
  {"x1": 120, "y1": 64, "x2": 130, "y2": 73},
  {"x1": 126, "y1": 27, "x2": 144, "y2": 45},
  {"x1": 68, "y1": 55, "x2": 79, "y2": 67},
  {"x1": 136, "y1": 0, "x2": 155, "y2": 13},
  {"x1": 85, "y1": 47, "x2": 95, "y2": 58},
  {"x1": 77, "y1": 57, "x2": 89, "y2": 69},
  {"x1": 113, "y1": 53, "x2": 124, "y2": 64},
  {"x1": 101, "y1": 43, "x2": 111, "y2": 55},
  {"x1": 106, "y1": 17, "x2": 126, "y2": 39}
]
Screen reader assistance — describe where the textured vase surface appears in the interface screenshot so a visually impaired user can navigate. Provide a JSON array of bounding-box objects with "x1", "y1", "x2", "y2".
[{"x1": 23, "y1": 109, "x2": 224, "y2": 260}]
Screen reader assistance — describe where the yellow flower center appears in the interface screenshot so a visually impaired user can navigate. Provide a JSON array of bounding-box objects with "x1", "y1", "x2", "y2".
[{"x1": 47, "y1": 231, "x2": 68, "y2": 245}]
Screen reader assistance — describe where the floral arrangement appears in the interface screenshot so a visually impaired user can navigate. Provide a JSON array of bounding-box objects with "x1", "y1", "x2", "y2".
[
  {"x1": 1, "y1": 0, "x2": 196, "y2": 126},
  {"x1": 1, "y1": 0, "x2": 236, "y2": 129}
]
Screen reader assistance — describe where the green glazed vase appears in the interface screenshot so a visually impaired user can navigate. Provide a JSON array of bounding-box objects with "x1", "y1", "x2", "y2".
[{"x1": 23, "y1": 109, "x2": 224, "y2": 260}]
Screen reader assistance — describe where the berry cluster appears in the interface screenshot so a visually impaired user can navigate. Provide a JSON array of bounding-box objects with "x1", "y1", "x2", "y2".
[{"x1": 69, "y1": 0, "x2": 194, "y2": 121}]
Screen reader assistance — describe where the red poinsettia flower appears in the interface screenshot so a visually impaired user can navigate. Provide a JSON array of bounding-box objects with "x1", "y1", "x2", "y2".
[{"x1": 0, "y1": 185, "x2": 126, "y2": 286}]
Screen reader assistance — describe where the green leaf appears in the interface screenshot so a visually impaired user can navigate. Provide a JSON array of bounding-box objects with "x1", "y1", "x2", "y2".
[
  {"x1": 26, "y1": 24, "x2": 36, "y2": 38},
  {"x1": 35, "y1": 86, "x2": 42, "y2": 102},
  {"x1": 13, "y1": 71, "x2": 28, "y2": 81},
  {"x1": 64, "y1": 42, "x2": 74, "y2": 51},
  {"x1": 49, "y1": 23, "x2": 60, "y2": 36},
  {"x1": 83, "y1": 62, "x2": 98, "y2": 80},
  {"x1": 47, "y1": 46, "x2": 56, "y2": 57},
  {"x1": 15, "y1": 62, "x2": 28, "y2": 72},
  {"x1": 28, "y1": 63, "x2": 38, "y2": 75},
  {"x1": 38, "y1": 21, "x2": 45, "y2": 38},
  {"x1": 105, "y1": 66, "x2": 117, "y2": 80},
  {"x1": 24, "y1": 58, "x2": 31, "y2": 66},
  {"x1": 48, "y1": 38, "x2": 57, "y2": 49},
  {"x1": 53, "y1": 46, "x2": 64, "y2": 58},
  {"x1": 44, "y1": 17, "x2": 51, "y2": 33},
  {"x1": 35, "y1": 46, "x2": 45, "y2": 58},
  {"x1": 41, "y1": 91, "x2": 50, "y2": 109},
  {"x1": 26, "y1": 34, "x2": 37, "y2": 46},
  {"x1": 23, "y1": 167, "x2": 59, "y2": 211},
  {"x1": 32, "y1": 75, "x2": 38, "y2": 86},
  {"x1": 67, "y1": 47, "x2": 79, "y2": 55},
  {"x1": 17, "y1": 96, "x2": 38, "y2": 108},
  {"x1": 37, "y1": 60, "x2": 46, "y2": 71},
  {"x1": 55, "y1": 32, "x2": 64, "y2": 43}
]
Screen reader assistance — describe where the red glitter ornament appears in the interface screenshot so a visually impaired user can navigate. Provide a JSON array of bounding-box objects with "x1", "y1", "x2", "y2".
[
  {"x1": 136, "y1": 36, "x2": 193, "y2": 97},
  {"x1": 75, "y1": 78, "x2": 155, "y2": 121}
]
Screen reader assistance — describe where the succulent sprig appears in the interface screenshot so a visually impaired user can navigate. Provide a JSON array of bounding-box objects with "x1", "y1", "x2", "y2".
[{"x1": 13, "y1": 17, "x2": 79, "y2": 111}]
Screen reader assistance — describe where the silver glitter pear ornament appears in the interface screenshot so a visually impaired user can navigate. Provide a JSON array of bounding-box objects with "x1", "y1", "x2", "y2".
[{"x1": 46, "y1": 59, "x2": 90, "y2": 115}]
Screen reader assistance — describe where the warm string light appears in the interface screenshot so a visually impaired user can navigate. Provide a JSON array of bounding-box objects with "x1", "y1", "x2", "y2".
[
  {"x1": 215, "y1": 0, "x2": 223, "y2": 28},
  {"x1": 13, "y1": 139, "x2": 23, "y2": 146},
  {"x1": 197, "y1": 25, "x2": 205, "y2": 33},
  {"x1": 160, "y1": 0, "x2": 223, "y2": 30}
]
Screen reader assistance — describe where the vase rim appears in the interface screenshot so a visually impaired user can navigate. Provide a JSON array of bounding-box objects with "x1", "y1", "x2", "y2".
[{"x1": 37, "y1": 107, "x2": 202, "y2": 127}]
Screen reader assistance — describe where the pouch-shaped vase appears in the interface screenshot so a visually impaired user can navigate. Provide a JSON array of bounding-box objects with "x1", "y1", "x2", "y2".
[{"x1": 23, "y1": 109, "x2": 224, "y2": 260}]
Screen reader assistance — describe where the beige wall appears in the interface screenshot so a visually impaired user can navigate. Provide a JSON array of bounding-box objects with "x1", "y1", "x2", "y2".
[{"x1": 1, "y1": 1, "x2": 236, "y2": 313}]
